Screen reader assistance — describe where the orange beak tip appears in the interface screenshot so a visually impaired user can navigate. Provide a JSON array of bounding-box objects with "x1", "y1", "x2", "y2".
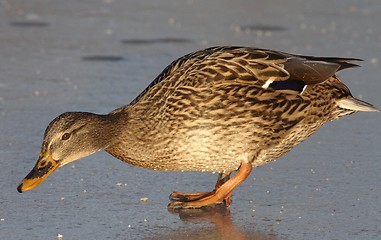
[{"x1": 17, "y1": 151, "x2": 59, "y2": 193}]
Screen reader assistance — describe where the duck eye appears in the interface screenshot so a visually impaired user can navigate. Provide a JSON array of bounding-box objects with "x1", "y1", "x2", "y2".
[{"x1": 61, "y1": 133, "x2": 71, "y2": 140}]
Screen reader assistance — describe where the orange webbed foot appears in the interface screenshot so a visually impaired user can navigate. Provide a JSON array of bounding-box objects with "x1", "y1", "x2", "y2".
[{"x1": 168, "y1": 162, "x2": 252, "y2": 209}]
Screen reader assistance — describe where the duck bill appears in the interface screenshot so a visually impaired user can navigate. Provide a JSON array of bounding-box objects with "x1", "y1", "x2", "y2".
[{"x1": 17, "y1": 150, "x2": 59, "y2": 193}]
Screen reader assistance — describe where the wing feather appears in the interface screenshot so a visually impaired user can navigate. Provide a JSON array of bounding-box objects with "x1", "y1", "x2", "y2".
[{"x1": 131, "y1": 46, "x2": 360, "y2": 105}]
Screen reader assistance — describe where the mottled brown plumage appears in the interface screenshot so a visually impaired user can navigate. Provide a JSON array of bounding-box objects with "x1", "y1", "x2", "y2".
[{"x1": 18, "y1": 46, "x2": 377, "y2": 208}]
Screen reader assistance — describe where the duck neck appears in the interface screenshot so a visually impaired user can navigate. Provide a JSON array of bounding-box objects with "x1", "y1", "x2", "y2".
[{"x1": 85, "y1": 112, "x2": 124, "y2": 151}]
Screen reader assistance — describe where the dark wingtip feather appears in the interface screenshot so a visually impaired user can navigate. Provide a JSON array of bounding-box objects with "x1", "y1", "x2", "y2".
[
  {"x1": 291, "y1": 53, "x2": 363, "y2": 71},
  {"x1": 308, "y1": 57, "x2": 362, "y2": 71},
  {"x1": 333, "y1": 59, "x2": 362, "y2": 71}
]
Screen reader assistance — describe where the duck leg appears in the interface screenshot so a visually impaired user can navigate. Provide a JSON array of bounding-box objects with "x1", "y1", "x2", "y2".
[{"x1": 168, "y1": 162, "x2": 252, "y2": 208}]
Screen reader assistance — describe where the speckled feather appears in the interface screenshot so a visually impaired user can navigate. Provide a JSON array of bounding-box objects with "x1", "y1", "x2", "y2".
[{"x1": 106, "y1": 47, "x2": 362, "y2": 173}]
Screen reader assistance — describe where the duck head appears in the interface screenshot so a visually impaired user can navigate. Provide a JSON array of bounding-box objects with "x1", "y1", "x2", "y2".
[{"x1": 17, "y1": 112, "x2": 116, "y2": 193}]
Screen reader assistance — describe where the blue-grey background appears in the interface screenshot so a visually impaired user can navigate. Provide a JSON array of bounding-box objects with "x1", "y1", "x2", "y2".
[{"x1": 1, "y1": 0, "x2": 380, "y2": 239}]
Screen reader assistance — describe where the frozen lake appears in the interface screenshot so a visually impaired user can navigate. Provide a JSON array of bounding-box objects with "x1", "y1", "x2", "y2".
[{"x1": 1, "y1": 0, "x2": 380, "y2": 239}]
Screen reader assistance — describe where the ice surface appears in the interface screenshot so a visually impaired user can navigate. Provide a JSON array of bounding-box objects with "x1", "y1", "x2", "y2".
[{"x1": 1, "y1": 0, "x2": 380, "y2": 239}]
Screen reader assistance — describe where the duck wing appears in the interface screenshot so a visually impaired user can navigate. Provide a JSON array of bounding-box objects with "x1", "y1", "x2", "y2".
[{"x1": 131, "y1": 46, "x2": 360, "y2": 105}]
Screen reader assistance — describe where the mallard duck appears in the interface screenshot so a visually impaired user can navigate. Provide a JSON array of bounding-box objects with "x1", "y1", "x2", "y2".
[{"x1": 17, "y1": 46, "x2": 377, "y2": 208}]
